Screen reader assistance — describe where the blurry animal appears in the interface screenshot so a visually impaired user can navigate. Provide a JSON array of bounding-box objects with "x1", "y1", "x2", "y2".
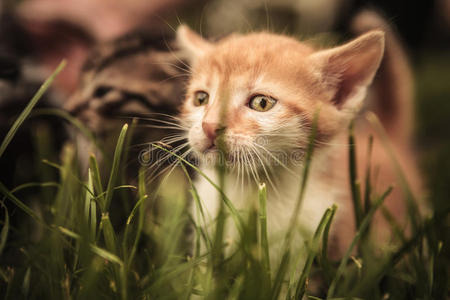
[
  {"x1": 175, "y1": 11, "x2": 423, "y2": 262},
  {"x1": 65, "y1": 30, "x2": 190, "y2": 178}
]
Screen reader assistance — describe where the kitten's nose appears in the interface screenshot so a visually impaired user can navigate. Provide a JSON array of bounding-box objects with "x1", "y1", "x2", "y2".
[{"x1": 202, "y1": 121, "x2": 221, "y2": 141}]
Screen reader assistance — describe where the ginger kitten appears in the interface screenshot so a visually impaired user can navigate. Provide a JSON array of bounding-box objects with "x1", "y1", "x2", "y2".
[{"x1": 176, "y1": 22, "x2": 422, "y2": 258}]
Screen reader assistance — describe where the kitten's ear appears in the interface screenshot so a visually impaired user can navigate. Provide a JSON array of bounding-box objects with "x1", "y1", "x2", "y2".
[
  {"x1": 176, "y1": 25, "x2": 212, "y2": 62},
  {"x1": 309, "y1": 30, "x2": 385, "y2": 114}
]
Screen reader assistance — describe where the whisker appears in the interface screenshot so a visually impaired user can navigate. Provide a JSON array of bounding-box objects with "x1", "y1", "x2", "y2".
[
  {"x1": 168, "y1": 48, "x2": 192, "y2": 72},
  {"x1": 148, "y1": 148, "x2": 193, "y2": 185},
  {"x1": 159, "y1": 137, "x2": 188, "y2": 145},
  {"x1": 314, "y1": 140, "x2": 350, "y2": 147},
  {"x1": 147, "y1": 142, "x2": 190, "y2": 168},
  {"x1": 157, "y1": 73, "x2": 191, "y2": 85},
  {"x1": 116, "y1": 116, "x2": 187, "y2": 129},
  {"x1": 136, "y1": 118, "x2": 185, "y2": 128},
  {"x1": 245, "y1": 147, "x2": 260, "y2": 185},
  {"x1": 129, "y1": 134, "x2": 187, "y2": 150},
  {"x1": 125, "y1": 112, "x2": 185, "y2": 123},
  {"x1": 238, "y1": 145, "x2": 246, "y2": 193},
  {"x1": 138, "y1": 124, "x2": 186, "y2": 131},
  {"x1": 249, "y1": 145, "x2": 280, "y2": 197},
  {"x1": 149, "y1": 61, "x2": 192, "y2": 75},
  {"x1": 253, "y1": 143, "x2": 299, "y2": 178}
]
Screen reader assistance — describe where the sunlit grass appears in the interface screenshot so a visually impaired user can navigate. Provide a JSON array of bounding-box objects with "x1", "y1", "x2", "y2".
[{"x1": 0, "y1": 63, "x2": 448, "y2": 300}]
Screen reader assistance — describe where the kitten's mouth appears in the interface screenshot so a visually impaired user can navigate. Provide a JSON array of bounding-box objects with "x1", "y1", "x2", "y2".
[
  {"x1": 202, "y1": 137, "x2": 223, "y2": 153},
  {"x1": 205, "y1": 145, "x2": 217, "y2": 152},
  {"x1": 203, "y1": 142, "x2": 217, "y2": 153}
]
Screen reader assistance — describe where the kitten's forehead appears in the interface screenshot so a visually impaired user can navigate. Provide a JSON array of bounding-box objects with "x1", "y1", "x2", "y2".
[
  {"x1": 215, "y1": 32, "x2": 314, "y2": 59},
  {"x1": 191, "y1": 33, "x2": 317, "y2": 92}
]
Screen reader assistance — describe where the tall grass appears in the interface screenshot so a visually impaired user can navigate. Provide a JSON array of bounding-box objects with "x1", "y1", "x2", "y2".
[{"x1": 0, "y1": 64, "x2": 448, "y2": 299}]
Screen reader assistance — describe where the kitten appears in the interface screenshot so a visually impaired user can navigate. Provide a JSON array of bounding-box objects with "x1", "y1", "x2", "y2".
[
  {"x1": 65, "y1": 30, "x2": 189, "y2": 176},
  {"x1": 176, "y1": 17, "x2": 422, "y2": 260}
]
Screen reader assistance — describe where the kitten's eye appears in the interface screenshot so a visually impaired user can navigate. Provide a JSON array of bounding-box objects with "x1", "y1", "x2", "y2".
[
  {"x1": 248, "y1": 95, "x2": 277, "y2": 112},
  {"x1": 193, "y1": 91, "x2": 209, "y2": 106}
]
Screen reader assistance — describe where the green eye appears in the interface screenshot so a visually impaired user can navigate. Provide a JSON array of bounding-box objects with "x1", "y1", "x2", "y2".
[
  {"x1": 193, "y1": 91, "x2": 209, "y2": 106},
  {"x1": 248, "y1": 95, "x2": 277, "y2": 112}
]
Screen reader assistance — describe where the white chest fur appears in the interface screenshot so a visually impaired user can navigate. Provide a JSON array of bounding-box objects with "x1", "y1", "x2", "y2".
[{"x1": 192, "y1": 146, "x2": 348, "y2": 258}]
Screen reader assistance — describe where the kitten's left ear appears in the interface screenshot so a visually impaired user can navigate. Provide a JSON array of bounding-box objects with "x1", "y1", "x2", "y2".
[
  {"x1": 309, "y1": 31, "x2": 385, "y2": 114},
  {"x1": 176, "y1": 25, "x2": 212, "y2": 62}
]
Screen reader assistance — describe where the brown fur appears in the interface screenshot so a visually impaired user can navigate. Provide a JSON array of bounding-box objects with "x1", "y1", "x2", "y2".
[{"x1": 177, "y1": 19, "x2": 423, "y2": 257}]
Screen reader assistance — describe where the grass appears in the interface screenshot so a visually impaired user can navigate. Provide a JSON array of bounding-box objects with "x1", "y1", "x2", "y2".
[{"x1": 0, "y1": 64, "x2": 448, "y2": 300}]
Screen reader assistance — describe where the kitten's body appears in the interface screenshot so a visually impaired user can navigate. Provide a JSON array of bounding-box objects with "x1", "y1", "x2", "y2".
[{"x1": 177, "y1": 15, "x2": 423, "y2": 259}]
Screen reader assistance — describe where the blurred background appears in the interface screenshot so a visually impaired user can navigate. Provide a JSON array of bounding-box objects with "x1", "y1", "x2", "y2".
[
  {"x1": 1, "y1": 2, "x2": 449, "y2": 298},
  {"x1": 0, "y1": 1, "x2": 448, "y2": 298},
  {"x1": 0, "y1": 0, "x2": 448, "y2": 231}
]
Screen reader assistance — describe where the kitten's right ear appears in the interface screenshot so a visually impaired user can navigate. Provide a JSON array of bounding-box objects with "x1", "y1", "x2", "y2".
[{"x1": 176, "y1": 25, "x2": 212, "y2": 62}]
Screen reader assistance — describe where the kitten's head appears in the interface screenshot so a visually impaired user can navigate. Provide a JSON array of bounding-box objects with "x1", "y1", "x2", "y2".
[{"x1": 177, "y1": 26, "x2": 384, "y2": 172}]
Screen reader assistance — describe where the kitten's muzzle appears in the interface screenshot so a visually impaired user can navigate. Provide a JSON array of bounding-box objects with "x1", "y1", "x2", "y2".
[
  {"x1": 201, "y1": 121, "x2": 227, "y2": 152},
  {"x1": 202, "y1": 121, "x2": 226, "y2": 141}
]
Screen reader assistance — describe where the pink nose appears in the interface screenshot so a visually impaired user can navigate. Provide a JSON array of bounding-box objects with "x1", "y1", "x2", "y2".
[{"x1": 202, "y1": 121, "x2": 220, "y2": 141}]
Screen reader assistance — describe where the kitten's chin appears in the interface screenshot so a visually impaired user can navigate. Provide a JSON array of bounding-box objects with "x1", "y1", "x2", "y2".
[
  {"x1": 193, "y1": 148, "x2": 220, "y2": 167},
  {"x1": 194, "y1": 148, "x2": 240, "y2": 169}
]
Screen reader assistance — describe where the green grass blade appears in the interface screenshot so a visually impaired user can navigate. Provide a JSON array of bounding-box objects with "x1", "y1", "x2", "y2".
[
  {"x1": 104, "y1": 124, "x2": 128, "y2": 211},
  {"x1": 99, "y1": 213, "x2": 123, "y2": 297},
  {"x1": 295, "y1": 205, "x2": 337, "y2": 299},
  {"x1": 0, "y1": 60, "x2": 66, "y2": 159},
  {"x1": 180, "y1": 163, "x2": 212, "y2": 250},
  {"x1": 366, "y1": 112, "x2": 421, "y2": 233},
  {"x1": 211, "y1": 200, "x2": 226, "y2": 270},
  {"x1": 90, "y1": 200, "x2": 97, "y2": 241},
  {"x1": 350, "y1": 208, "x2": 449, "y2": 296},
  {"x1": 89, "y1": 154, "x2": 105, "y2": 208},
  {"x1": 123, "y1": 194, "x2": 148, "y2": 265},
  {"x1": 258, "y1": 183, "x2": 271, "y2": 282},
  {"x1": 125, "y1": 194, "x2": 148, "y2": 226},
  {"x1": 77, "y1": 257, "x2": 106, "y2": 298},
  {"x1": 0, "y1": 181, "x2": 45, "y2": 226},
  {"x1": 152, "y1": 143, "x2": 244, "y2": 236},
  {"x1": 308, "y1": 295, "x2": 363, "y2": 300},
  {"x1": 182, "y1": 258, "x2": 196, "y2": 300},
  {"x1": 270, "y1": 251, "x2": 290, "y2": 300},
  {"x1": 119, "y1": 118, "x2": 137, "y2": 213},
  {"x1": 319, "y1": 205, "x2": 338, "y2": 283},
  {"x1": 280, "y1": 108, "x2": 319, "y2": 264},
  {"x1": 85, "y1": 170, "x2": 94, "y2": 222},
  {"x1": 327, "y1": 186, "x2": 393, "y2": 298},
  {"x1": 380, "y1": 205, "x2": 407, "y2": 242},
  {"x1": 58, "y1": 226, "x2": 123, "y2": 266},
  {"x1": 85, "y1": 169, "x2": 97, "y2": 241},
  {"x1": 21, "y1": 267, "x2": 31, "y2": 298},
  {"x1": 101, "y1": 214, "x2": 118, "y2": 255},
  {"x1": 226, "y1": 274, "x2": 244, "y2": 300},
  {"x1": 212, "y1": 136, "x2": 228, "y2": 271},
  {"x1": 144, "y1": 253, "x2": 209, "y2": 293},
  {"x1": 138, "y1": 167, "x2": 147, "y2": 215},
  {"x1": 125, "y1": 167, "x2": 148, "y2": 267},
  {"x1": 41, "y1": 159, "x2": 96, "y2": 199},
  {"x1": 363, "y1": 136, "x2": 373, "y2": 214},
  {"x1": 0, "y1": 202, "x2": 9, "y2": 256},
  {"x1": 270, "y1": 109, "x2": 320, "y2": 300},
  {"x1": 348, "y1": 121, "x2": 363, "y2": 228},
  {"x1": 90, "y1": 245, "x2": 124, "y2": 267},
  {"x1": 7, "y1": 182, "x2": 60, "y2": 195}
]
